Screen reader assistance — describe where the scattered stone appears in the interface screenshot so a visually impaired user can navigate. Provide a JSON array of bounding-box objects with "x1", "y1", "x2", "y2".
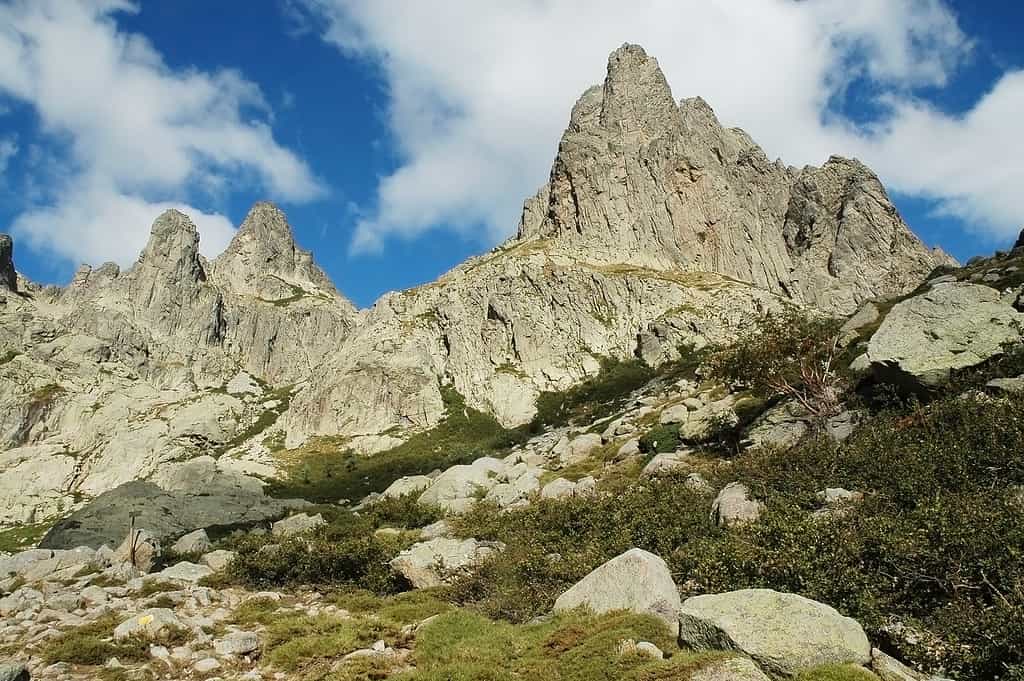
[
  {"x1": 194, "y1": 657, "x2": 221, "y2": 674},
  {"x1": 553, "y1": 548, "x2": 682, "y2": 634},
  {"x1": 690, "y1": 657, "x2": 770, "y2": 681},
  {"x1": 684, "y1": 473, "x2": 714, "y2": 494},
  {"x1": 541, "y1": 478, "x2": 577, "y2": 500},
  {"x1": 678, "y1": 589, "x2": 871, "y2": 676},
  {"x1": 986, "y1": 376, "x2": 1024, "y2": 394},
  {"x1": 272, "y1": 512, "x2": 325, "y2": 537},
  {"x1": 200, "y1": 550, "x2": 236, "y2": 572},
  {"x1": 113, "y1": 608, "x2": 185, "y2": 641},
  {"x1": 153, "y1": 561, "x2": 213, "y2": 583},
  {"x1": 616, "y1": 438, "x2": 641, "y2": 460},
  {"x1": 171, "y1": 529, "x2": 212, "y2": 555},
  {"x1": 215, "y1": 630, "x2": 259, "y2": 656},
  {"x1": 641, "y1": 453, "x2": 688, "y2": 478},
  {"x1": 419, "y1": 520, "x2": 450, "y2": 540},
  {"x1": 710, "y1": 483, "x2": 764, "y2": 528},
  {"x1": 114, "y1": 529, "x2": 162, "y2": 573},
  {"x1": 381, "y1": 475, "x2": 434, "y2": 500},
  {"x1": 659, "y1": 404, "x2": 690, "y2": 425}
]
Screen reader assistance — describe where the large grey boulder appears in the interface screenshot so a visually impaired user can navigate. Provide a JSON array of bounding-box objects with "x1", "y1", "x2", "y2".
[
  {"x1": 381, "y1": 475, "x2": 434, "y2": 500},
  {"x1": 171, "y1": 529, "x2": 212, "y2": 556},
  {"x1": 553, "y1": 548, "x2": 682, "y2": 634},
  {"x1": 40, "y1": 466, "x2": 306, "y2": 550},
  {"x1": 678, "y1": 589, "x2": 871, "y2": 676},
  {"x1": 389, "y1": 537, "x2": 502, "y2": 589},
  {"x1": 867, "y1": 282, "x2": 1024, "y2": 391},
  {"x1": 418, "y1": 458, "x2": 505, "y2": 514}
]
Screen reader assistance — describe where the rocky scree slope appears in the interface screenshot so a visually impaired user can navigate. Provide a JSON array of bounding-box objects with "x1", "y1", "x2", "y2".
[{"x1": 0, "y1": 44, "x2": 944, "y2": 544}]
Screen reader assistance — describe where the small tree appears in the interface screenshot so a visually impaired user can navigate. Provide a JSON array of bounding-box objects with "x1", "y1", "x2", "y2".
[{"x1": 707, "y1": 309, "x2": 844, "y2": 420}]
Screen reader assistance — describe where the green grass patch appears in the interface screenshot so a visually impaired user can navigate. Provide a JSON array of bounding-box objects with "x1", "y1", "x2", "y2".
[
  {"x1": 262, "y1": 612, "x2": 402, "y2": 672},
  {"x1": 531, "y1": 358, "x2": 656, "y2": 431},
  {"x1": 0, "y1": 522, "x2": 50, "y2": 553},
  {"x1": 268, "y1": 386, "x2": 522, "y2": 503},
  {"x1": 38, "y1": 614, "x2": 188, "y2": 666},
  {"x1": 216, "y1": 385, "x2": 293, "y2": 455},
  {"x1": 389, "y1": 609, "x2": 716, "y2": 681}
]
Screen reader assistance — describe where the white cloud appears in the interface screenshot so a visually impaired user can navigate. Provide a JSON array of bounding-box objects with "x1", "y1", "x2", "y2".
[
  {"x1": 0, "y1": 135, "x2": 16, "y2": 174},
  {"x1": 0, "y1": 0, "x2": 324, "y2": 268},
  {"x1": 297, "y1": 0, "x2": 1021, "y2": 251}
]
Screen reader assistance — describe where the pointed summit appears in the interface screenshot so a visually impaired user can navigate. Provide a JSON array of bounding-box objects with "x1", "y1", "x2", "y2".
[
  {"x1": 212, "y1": 202, "x2": 350, "y2": 308},
  {"x1": 0, "y1": 234, "x2": 16, "y2": 292},
  {"x1": 134, "y1": 209, "x2": 206, "y2": 284},
  {"x1": 599, "y1": 44, "x2": 679, "y2": 138}
]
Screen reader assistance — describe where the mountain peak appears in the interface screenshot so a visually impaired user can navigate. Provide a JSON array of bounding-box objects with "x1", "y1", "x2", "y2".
[
  {"x1": 134, "y1": 209, "x2": 205, "y2": 283},
  {"x1": 599, "y1": 43, "x2": 679, "y2": 137},
  {"x1": 0, "y1": 234, "x2": 16, "y2": 292},
  {"x1": 212, "y1": 202, "x2": 349, "y2": 307}
]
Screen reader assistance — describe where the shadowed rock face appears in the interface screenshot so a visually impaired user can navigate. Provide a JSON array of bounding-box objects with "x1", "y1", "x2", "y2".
[{"x1": 0, "y1": 234, "x2": 15, "y2": 292}]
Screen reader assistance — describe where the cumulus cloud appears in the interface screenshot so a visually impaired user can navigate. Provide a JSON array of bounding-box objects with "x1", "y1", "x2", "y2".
[
  {"x1": 0, "y1": 0, "x2": 324, "y2": 267},
  {"x1": 296, "y1": 0, "x2": 1020, "y2": 251}
]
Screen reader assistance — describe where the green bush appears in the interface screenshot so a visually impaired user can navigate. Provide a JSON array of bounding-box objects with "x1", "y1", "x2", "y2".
[
  {"x1": 638, "y1": 424, "x2": 681, "y2": 454},
  {"x1": 706, "y1": 310, "x2": 843, "y2": 418},
  {"x1": 224, "y1": 512, "x2": 406, "y2": 593}
]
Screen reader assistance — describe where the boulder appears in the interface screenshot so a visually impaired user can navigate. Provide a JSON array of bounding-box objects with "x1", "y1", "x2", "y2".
[
  {"x1": 200, "y1": 550, "x2": 236, "y2": 572},
  {"x1": 690, "y1": 658, "x2": 770, "y2": 681},
  {"x1": 616, "y1": 438, "x2": 641, "y2": 459},
  {"x1": 659, "y1": 404, "x2": 690, "y2": 425},
  {"x1": 40, "y1": 471, "x2": 305, "y2": 550},
  {"x1": 214, "y1": 630, "x2": 259, "y2": 656},
  {"x1": 271, "y1": 512, "x2": 325, "y2": 537},
  {"x1": 710, "y1": 483, "x2": 764, "y2": 528},
  {"x1": 541, "y1": 478, "x2": 577, "y2": 500},
  {"x1": 866, "y1": 283, "x2": 1024, "y2": 391},
  {"x1": 114, "y1": 529, "x2": 162, "y2": 573},
  {"x1": 171, "y1": 529, "x2": 212, "y2": 556},
  {"x1": 557, "y1": 433, "x2": 603, "y2": 466},
  {"x1": 418, "y1": 458, "x2": 505, "y2": 514},
  {"x1": 389, "y1": 537, "x2": 502, "y2": 588},
  {"x1": 986, "y1": 376, "x2": 1024, "y2": 394},
  {"x1": 151, "y1": 561, "x2": 213, "y2": 583},
  {"x1": 641, "y1": 453, "x2": 689, "y2": 478},
  {"x1": 839, "y1": 301, "x2": 881, "y2": 347},
  {"x1": 553, "y1": 548, "x2": 682, "y2": 634},
  {"x1": 678, "y1": 589, "x2": 871, "y2": 676},
  {"x1": 113, "y1": 608, "x2": 185, "y2": 641},
  {"x1": 381, "y1": 475, "x2": 434, "y2": 500}
]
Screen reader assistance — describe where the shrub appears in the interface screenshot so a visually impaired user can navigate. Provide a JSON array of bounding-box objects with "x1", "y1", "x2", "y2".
[
  {"x1": 638, "y1": 424, "x2": 681, "y2": 454},
  {"x1": 225, "y1": 512, "x2": 406, "y2": 593},
  {"x1": 707, "y1": 310, "x2": 843, "y2": 419}
]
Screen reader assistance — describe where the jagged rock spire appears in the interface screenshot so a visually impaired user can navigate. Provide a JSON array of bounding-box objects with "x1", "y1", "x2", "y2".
[
  {"x1": 517, "y1": 43, "x2": 947, "y2": 315},
  {"x1": 0, "y1": 234, "x2": 16, "y2": 292},
  {"x1": 212, "y1": 202, "x2": 351, "y2": 309}
]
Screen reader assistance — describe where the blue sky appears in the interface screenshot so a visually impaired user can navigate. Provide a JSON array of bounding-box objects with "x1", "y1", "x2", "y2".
[{"x1": 1, "y1": 1, "x2": 1023, "y2": 308}]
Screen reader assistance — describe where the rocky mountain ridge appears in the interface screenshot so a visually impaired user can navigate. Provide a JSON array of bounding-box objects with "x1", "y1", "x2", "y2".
[{"x1": 0, "y1": 44, "x2": 948, "y2": 534}]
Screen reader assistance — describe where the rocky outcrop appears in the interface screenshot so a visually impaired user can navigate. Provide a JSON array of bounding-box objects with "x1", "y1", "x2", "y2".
[
  {"x1": 39, "y1": 457, "x2": 306, "y2": 549},
  {"x1": 0, "y1": 234, "x2": 16, "y2": 292},
  {"x1": 678, "y1": 589, "x2": 872, "y2": 676},
  {"x1": 517, "y1": 44, "x2": 947, "y2": 316},
  {"x1": 867, "y1": 282, "x2": 1024, "y2": 391},
  {"x1": 390, "y1": 537, "x2": 503, "y2": 588}
]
